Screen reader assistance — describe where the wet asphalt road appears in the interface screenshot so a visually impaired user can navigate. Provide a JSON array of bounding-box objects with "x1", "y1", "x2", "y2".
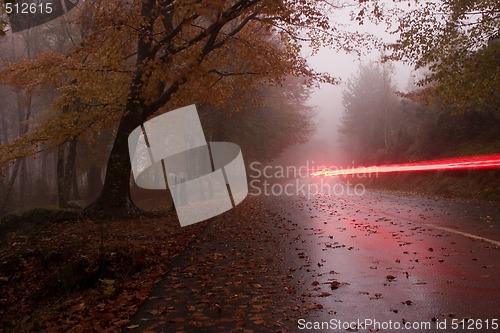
[
  {"x1": 270, "y1": 177, "x2": 500, "y2": 332},
  {"x1": 125, "y1": 177, "x2": 499, "y2": 332}
]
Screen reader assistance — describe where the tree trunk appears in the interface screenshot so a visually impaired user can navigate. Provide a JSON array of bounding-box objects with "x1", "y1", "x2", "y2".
[
  {"x1": 72, "y1": 168, "x2": 81, "y2": 200},
  {"x1": 64, "y1": 139, "x2": 78, "y2": 200},
  {"x1": 1, "y1": 93, "x2": 32, "y2": 213},
  {"x1": 19, "y1": 158, "x2": 27, "y2": 208},
  {"x1": 82, "y1": 108, "x2": 147, "y2": 219},
  {"x1": 0, "y1": 159, "x2": 21, "y2": 215},
  {"x1": 57, "y1": 139, "x2": 79, "y2": 207},
  {"x1": 57, "y1": 144, "x2": 68, "y2": 208},
  {"x1": 17, "y1": 94, "x2": 30, "y2": 208},
  {"x1": 40, "y1": 151, "x2": 52, "y2": 204},
  {"x1": 83, "y1": 0, "x2": 169, "y2": 219}
]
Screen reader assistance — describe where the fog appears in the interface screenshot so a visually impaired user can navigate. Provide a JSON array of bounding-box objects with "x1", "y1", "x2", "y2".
[{"x1": 274, "y1": 15, "x2": 414, "y2": 168}]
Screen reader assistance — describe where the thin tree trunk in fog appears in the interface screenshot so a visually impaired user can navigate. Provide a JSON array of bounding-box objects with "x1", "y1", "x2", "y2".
[
  {"x1": 63, "y1": 139, "x2": 78, "y2": 202},
  {"x1": 73, "y1": 168, "x2": 81, "y2": 200},
  {"x1": 19, "y1": 158, "x2": 27, "y2": 208},
  {"x1": 41, "y1": 152, "x2": 48, "y2": 197},
  {"x1": 0, "y1": 159, "x2": 21, "y2": 214},
  {"x1": 17, "y1": 94, "x2": 32, "y2": 208},
  {"x1": 56, "y1": 94, "x2": 77, "y2": 207},
  {"x1": 57, "y1": 144, "x2": 68, "y2": 208},
  {"x1": 16, "y1": 24, "x2": 35, "y2": 209},
  {"x1": 1, "y1": 93, "x2": 32, "y2": 213}
]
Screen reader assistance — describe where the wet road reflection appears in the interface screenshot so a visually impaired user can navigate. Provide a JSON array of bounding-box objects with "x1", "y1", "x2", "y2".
[{"x1": 269, "y1": 177, "x2": 499, "y2": 332}]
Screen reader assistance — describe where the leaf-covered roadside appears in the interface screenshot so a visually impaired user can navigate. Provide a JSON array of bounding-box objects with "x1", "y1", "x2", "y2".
[
  {"x1": 124, "y1": 196, "x2": 332, "y2": 333},
  {"x1": 0, "y1": 202, "x2": 208, "y2": 332},
  {"x1": 1, "y1": 193, "x2": 346, "y2": 332}
]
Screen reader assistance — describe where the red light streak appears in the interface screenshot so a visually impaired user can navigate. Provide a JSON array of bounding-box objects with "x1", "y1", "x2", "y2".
[{"x1": 311, "y1": 154, "x2": 500, "y2": 177}]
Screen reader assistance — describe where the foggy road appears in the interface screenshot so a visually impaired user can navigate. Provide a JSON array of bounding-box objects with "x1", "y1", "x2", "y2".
[{"x1": 270, "y1": 177, "x2": 500, "y2": 332}]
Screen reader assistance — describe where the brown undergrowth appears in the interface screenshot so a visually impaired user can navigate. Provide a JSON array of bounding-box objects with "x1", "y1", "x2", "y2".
[{"x1": 0, "y1": 198, "x2": 208, "y2": 332}]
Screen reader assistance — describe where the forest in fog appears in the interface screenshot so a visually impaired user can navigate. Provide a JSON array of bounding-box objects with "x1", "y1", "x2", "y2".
[
  {"x1": 0, "y1": 15, "x2": 313, "y2": 214},
  {"x1": 0, "y1": 1, "x2": 498, "y2": 332},
  {"x1": 339, "y1": 60, "x2": 500, "y2": 166},
  {"x1": 2, "y1": 6, "x2": 499, "y2": 212},
  {"x1": 1, "y1": 1, "x2": 499, "y2": 213}
]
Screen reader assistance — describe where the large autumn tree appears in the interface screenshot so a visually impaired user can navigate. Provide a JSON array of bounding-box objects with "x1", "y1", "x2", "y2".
[{"x1": 1, "y1": 0, "x2": 375, "y2": 217}]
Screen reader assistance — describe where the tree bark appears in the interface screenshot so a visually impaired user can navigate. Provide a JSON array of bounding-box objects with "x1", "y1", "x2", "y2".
[
  {"x1": 64, "y1": 139, "x2": 78, "y2": 200},
  {"x1": 57, "y1": 144, "x2": 68, "y2": 208},
  {"x1": 1, "y1": 93, "x2": 32, "y2": 213},
  {"x1": 0, "y1": 159, "x2": 21, "y2": 215},
  {"x1": 57, "y1": 139, "x2": 79, "y2": 208},
  {"x1": 72, "y1": 167, "x2": 81, "y2": 200},
  {"x1": 17, "y1": 94, "x2": 31, "y2": 208},
  {"x1": 82, "y1": 107, "x2": 148, "y2": 219},
  {"x1": 19, "y1": 158, "x2": 27, "y2": 208}
]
